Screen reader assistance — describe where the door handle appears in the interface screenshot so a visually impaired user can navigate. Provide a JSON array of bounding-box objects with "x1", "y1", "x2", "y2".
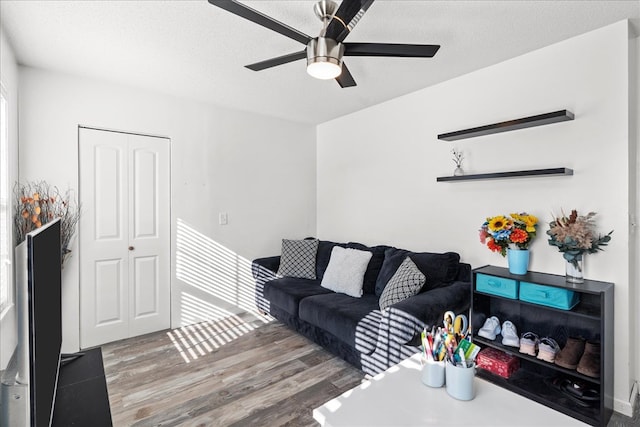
[{"x1": 128, "y1": 246, "x2": 135, "y2": 251}]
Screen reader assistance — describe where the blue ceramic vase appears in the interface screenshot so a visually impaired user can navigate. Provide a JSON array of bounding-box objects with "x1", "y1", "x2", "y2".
[{"x1": 507, "y1": 248, "x2": 529, "y2": 275}]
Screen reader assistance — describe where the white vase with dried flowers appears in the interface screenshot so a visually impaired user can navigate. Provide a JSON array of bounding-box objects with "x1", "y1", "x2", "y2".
[
  {"x1": 547, "y1": 210, "x2": 613, "y2": 283},
  {"x1": 13, "y1": 181, "x2": 80, "y2": 267}
]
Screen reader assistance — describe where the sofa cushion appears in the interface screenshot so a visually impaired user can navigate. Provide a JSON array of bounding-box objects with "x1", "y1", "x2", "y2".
[
  {"x1": 321, "y1": 247, "x2": 373, "y2": 298},
  {"x1": 299, "y1": 293, "x2": 382, "y2": 354},
  {"x1": 379, "y1": 257, "x2": 426, "y2": 310},
  {"x1": 375, "y1": 248, "x2": 460, "y2": 296},
  {"x1": 346, "y1": 242, "x2": 389, "y2": 295},
  {"x1": 316, "y1": 240, "x2": 346, "y2": 280},
  {"x1": 277, "y1": 238, "x2": 319, "y2": 279},
  {"x1": 263, "y1": 277, "x2": 331, "y2": 316}
]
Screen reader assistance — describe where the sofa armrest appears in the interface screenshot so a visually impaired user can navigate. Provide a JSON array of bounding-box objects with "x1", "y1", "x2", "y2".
[
  {"x1": 456, "y1": 263, "x2": 472, "y2": 282},
  {"x1": 252, "y1": 256, "x2": 281, "y2": 280},
  {"x1": 386, "y1": 280, "x2": 471, "y2": 345},
  {"x1": 252, "y1": 256, "x2": 280, "y2": 313},
  {"x1": 392, "y1": 280, "x2": 471, "y2": 324}
]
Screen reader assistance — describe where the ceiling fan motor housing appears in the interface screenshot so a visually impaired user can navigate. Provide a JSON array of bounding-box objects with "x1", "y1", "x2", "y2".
[{"x1": 313, "y1": 0, "x2": 339, "y2": 21}]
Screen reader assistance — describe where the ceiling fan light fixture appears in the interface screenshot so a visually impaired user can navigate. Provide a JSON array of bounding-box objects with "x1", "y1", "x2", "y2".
[
  {"x1": 307, "y1": 37, "x2": 344, "y2": 80},
  {"x1": 307, "y1": 60, "x2": 342, "y2": 80}
]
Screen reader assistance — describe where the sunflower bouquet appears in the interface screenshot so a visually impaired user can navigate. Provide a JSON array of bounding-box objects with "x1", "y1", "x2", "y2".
[{"x1": 479, "y1": 213, "x2": 538, "y2": 257}]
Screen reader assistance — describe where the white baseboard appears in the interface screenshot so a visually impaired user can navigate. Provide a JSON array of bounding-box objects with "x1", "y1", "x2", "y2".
[{"x1": 614, "y1": 381, "x2": 639, "y2": 417}]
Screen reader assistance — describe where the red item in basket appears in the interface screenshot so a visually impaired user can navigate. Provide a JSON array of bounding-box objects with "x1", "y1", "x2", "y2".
[{"x1": 476, "y1": 347, "x2": 520, "y2": 378}]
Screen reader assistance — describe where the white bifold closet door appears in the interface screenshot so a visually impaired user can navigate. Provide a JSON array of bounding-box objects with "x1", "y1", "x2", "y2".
[{"x1": 79, "y1": 127, "x2": 170, "y2": 349}]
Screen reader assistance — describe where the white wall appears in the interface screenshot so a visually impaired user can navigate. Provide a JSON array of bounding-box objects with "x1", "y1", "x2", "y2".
[
  {"x1": 18, "y1": 67, "x2": 316, "y2": 352},
  {"x1": 633, "y1": 26, "x2": 640, "y2": 400},
  {"x1": 0, "y1": 26, "x2": 20, "y2": 369},
  {"x1": 318, "y1": 21, "x2": 635, "y2": 412}
]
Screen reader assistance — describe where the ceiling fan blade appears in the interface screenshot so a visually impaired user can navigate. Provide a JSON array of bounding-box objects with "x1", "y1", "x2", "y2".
[
  {"x1": 336, "y1": 62, "x2": 357, "y2": 88},
  {"x1": 208, "y1": 0, "x2": 311, "y2": 45},
  {"x1": 344, "y1": 43, "x2": 440, "y2": 57},
  {"x1": 325, "y1": 0, "x2": 375, "y2": 43},
  {"x1": 246, "y1": 50, "x2": 307, "y2": 71}
]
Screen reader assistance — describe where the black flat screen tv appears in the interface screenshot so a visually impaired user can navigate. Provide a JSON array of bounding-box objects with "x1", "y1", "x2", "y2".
[
  {"x1": 26, "y1": 218, "x2": 63, "y2": 426},
  {"x1": 1, "y1": 219, "x2": 63, "y2": 426}
]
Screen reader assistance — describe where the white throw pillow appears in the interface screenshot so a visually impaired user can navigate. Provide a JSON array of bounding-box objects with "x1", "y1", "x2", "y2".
[{"x1": 320, "y1": 246, "x2": 373, "y2": 298}]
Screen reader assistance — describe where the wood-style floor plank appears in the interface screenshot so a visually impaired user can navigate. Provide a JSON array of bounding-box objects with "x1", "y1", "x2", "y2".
[
  {"x1": 103, "y1": 313, "x2": 365, "y2": 426},
  {"x1": 103, "y1": 310, "x2": 639, "y2": 426}
]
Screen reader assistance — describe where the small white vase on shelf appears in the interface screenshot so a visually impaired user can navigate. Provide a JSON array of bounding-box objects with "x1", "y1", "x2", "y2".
[{"x1": 451, "y1": 149, "x2": 464, "y2": 176}]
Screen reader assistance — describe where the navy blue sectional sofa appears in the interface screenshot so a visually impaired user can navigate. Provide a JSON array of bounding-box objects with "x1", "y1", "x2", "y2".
[{"x1": 252, "y1": 240, "x2": 471, "y2": 376}]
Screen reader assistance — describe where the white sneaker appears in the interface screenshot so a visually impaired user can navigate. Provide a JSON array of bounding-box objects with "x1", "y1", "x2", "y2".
[
  {"x1": 537, "y1": 337, "x2": 561, "y2": 363},
  {"x1": 478, "y1": 316, "x2": 501, "y2": 340},
  {"x1": 501, "y1": 321, "x2": 519, "y2": 347},
  {"x1": 519, "y1": 332, "x2": 540, "y2": 356}
]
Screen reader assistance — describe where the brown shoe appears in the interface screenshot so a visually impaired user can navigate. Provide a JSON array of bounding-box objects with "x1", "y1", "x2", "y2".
[
  {"x1": 576, "y1": 341, "x2": 600, "y2": 378},
  {"x1": 555, "y1": 337, "x2": 585, "y2": 370}
]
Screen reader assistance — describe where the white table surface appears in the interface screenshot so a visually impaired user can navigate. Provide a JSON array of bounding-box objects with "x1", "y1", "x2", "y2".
[{"x1": 313, "y1": 353, "x2": 587, "y2": 427}]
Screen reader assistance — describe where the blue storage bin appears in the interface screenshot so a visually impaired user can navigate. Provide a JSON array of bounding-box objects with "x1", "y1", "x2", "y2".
[
  {"x1": 519, "y1": 282, "x2": 579, "y2": 310},
  {"x1": 476, "y1": 274, "x2": 518, "y2": 299}
]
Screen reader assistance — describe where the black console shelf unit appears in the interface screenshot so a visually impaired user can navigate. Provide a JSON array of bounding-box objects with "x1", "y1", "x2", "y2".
[
  {"x1": 437, "y1": 167, "x2": 573, "y2": 182},
  {"x1": 471, "y1": 265, "x2": 613, "y2": 427},
  {"x1": 438, "y1": 109, "x2": 574, "y2": 141}
]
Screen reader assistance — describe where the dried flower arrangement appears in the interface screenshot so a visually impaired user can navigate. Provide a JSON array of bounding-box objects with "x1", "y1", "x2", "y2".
[
  {"x1": 13, "y1": 181, "x2": 80, "y2": 266},
  {"x1": 547, "y1": 209, "x2": 613, "y2": 267},
  {"x1": 451, "y1": 148, "x2": 464, "y2": 168}
]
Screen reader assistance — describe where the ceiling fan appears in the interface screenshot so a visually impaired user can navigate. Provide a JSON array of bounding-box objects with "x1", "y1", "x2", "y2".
[{"x1": 207, "y1": 0, "x2": 440, "y2": 88}]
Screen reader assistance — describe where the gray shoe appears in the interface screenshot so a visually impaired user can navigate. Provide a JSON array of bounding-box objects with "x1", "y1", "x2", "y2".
[
  {"x1": 478, "y1": 316, "x2": 501, "y2": 340},
  {"x1": 501, "y1": 321, "x2": 519, "y2": 347}
]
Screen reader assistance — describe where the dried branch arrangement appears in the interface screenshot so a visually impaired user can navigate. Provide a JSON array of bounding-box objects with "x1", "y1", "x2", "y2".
[
  {"x1": 451, "y1": 148, "x2": 464, "y2": 167},
  {"x1": 13, "y1": 181, "x2": 80, "y2": 266}
]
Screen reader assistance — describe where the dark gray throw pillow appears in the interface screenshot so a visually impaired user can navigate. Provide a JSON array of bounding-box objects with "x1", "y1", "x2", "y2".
[
  {"x1": 379, "y1": 256, "x2": 426, "y2": 310},
  {"x1": 375, "y1": 248, "x2": 460, "y2": 297},
  {"x1": 277, "y1": 238, "x2": 319, "y2": 279}
]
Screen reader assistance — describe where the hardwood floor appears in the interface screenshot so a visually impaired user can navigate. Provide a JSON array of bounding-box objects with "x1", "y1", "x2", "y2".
[
  {"x1": 103, "y1": 311, "x2": 639, "y2": 427},
  {"x1": 102, "y1": 312, "x2": 364, "y2": 426}
]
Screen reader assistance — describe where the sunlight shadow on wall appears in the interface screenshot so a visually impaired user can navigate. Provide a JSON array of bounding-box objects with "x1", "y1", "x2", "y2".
[
  {"x1": 167, "y1": 292, "x2": 270, "y2": 363},
  {"x1": 176, "y1": 218, "x2": 262, "y2": 317}
]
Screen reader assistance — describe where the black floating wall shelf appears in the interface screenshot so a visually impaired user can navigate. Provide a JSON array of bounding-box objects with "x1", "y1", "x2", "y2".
[
  {"x1": 437, "y1": 168, "x2": 573, "y2": 182},
  {"x1": 438, "y1": 110, "x2": 574, "y2": 141}
]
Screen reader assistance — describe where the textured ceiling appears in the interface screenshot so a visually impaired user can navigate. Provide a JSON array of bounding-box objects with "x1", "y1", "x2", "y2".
[{"x1": 1, "y1": 1, "x2": 639, "y2": 124}]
